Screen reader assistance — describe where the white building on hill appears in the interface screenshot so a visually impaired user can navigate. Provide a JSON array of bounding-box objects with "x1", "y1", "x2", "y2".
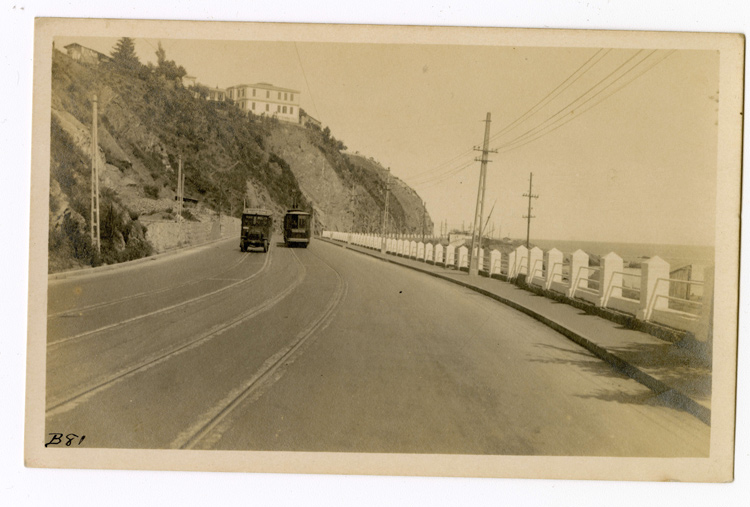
[{"x1": 226, "y1": 82, "x2": 300, "y2": 123}]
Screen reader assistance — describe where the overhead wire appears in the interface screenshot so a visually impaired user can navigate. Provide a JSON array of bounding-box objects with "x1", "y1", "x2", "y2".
[
  {"x1": 412, "y1": 159, "x2": 478, "y2": 190},
  {"x1": 407, "y1": 48, "x2": 612, "y2": 188},
  {"x1": 294, "y1": 42, "x2": 321, "y2": 121},
  {"x1": 492, "y1": 49, "x2": 652, "y2": 152},
  {"x1": 495, "y1": 50, "x2": 673, "y2": 155},
  {"x1": 489, "y1": 48, "x2": 611, "y2": 143},
  {"x1": 406, "y1": 48, "x2": 674, "y2": 191}
]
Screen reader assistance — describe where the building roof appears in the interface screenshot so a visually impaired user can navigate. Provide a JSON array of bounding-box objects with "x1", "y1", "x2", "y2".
[
  {"x1": 228, "y1": 82, "x2": 301, "y2": 94},
  {"x1": 300, "y1": 110, "x2": 320, "y2": 122},
  {"x1": 63, "y1": 43, "x2": 110, "y2": 59}
]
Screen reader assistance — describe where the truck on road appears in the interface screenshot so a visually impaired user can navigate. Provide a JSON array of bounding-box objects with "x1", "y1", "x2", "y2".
[{"x1": 240, "y1": 208, "x2": 273, "y2": 252}]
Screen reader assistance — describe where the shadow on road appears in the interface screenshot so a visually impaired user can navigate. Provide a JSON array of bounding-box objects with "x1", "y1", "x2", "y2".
[{"x1": 528, "y1": 341, "x2": 712, "y2": 409}]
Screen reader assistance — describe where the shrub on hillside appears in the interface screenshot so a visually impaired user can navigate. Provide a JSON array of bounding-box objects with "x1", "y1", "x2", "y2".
[{"x1": 144, "y1": 184, "x2": 159, "y2": 199}]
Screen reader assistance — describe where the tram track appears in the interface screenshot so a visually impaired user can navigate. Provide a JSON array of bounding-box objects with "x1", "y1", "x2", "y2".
[
  {"x1": 47, "y1": 249, "x2": 273, "y2": 348},
  {"x1": 47, "y1": 252, "x2": 250, "y2": 320},
  {"x1": 172, "y1": 246, "x2": 349, "y2": 450},
  {"x1": 45, "y1": 249, "x2": 307, "y2": 416}
]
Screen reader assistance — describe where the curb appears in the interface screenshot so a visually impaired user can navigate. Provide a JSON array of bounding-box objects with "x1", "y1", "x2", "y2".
[
  {"x1": 48, "y1": 235, "x2": 235, "y2": 282},
  {"x1": 320, "y1": 238, "x2": 710, "y2": 426}
]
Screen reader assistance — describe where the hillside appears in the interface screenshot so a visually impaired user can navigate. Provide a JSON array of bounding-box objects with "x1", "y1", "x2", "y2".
[{"x1": 48, "y1": 45, "x2": 432, "y2": 272}]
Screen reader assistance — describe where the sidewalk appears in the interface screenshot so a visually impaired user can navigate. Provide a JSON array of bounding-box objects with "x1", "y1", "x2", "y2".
[{"x1": 322, "y1": 238, "x2": 712, "y2": 425}]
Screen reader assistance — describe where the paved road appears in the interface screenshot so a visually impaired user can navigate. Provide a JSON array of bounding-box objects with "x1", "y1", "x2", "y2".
[{"x1": 46, "y1": 239, "x2": 709, "y2": 455}]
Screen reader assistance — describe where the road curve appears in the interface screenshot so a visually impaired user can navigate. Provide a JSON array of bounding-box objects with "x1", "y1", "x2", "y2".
[{"x1": 45, "y1": 239, "x2": 709, "y2": 456}]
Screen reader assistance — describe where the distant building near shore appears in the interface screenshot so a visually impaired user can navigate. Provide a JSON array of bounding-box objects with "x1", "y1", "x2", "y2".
[
  {"x1": 449, "y1": 232, "x2": 472, "y2": 244},
  {"x1": 226, "y1": 82, "x2": 300, "y2": 123},
  {"x1": 64, "y1": 43, "x2": 111, "y2": 66}
]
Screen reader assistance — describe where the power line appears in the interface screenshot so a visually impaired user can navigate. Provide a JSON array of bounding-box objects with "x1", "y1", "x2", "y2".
[
  {"x1": 408, "y1": 157, "x2": 474, "y2": 187},
  {"x1": 495, "y1": 50, "x2": 673, "y2": 156},
  {"x1": 407, "y1": 49, "x2": 674, "y2": 192},
  {"x1": 493, "y1": 49, "x2": 650, "y2": 152},
  {"x1": 410, "y1": 158, "x2": 476, "y2": 189},
  {"x1": 489, "y1": 48, "x2": 610, "y2": 143},
  {"x1": 404, "y1": 144, "x2": 477, "y2": 182},
  {"x1": 406, "y1": 49, "x2": 612, "y2": 187},
  {"x1": 294, "y1": 42, "x2": 320, "y2": 120},
  {"x1": 495, "y1": 50, "x2": 657, "y2": 153}
]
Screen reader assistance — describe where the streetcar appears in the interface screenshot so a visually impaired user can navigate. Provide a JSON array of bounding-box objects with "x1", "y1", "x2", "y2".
[
  {"x1": 283, "y1": 208, "x2": 312, "y2": 248},
  {"x1": 240, "y1": 208, "x2": 273, "y2": 253}
]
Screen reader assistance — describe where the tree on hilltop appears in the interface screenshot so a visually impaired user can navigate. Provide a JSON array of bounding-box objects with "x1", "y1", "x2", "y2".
[
  {"x1": 110, "y1": 37, "x2": 142, "y2": 73},
  {"x1": 154, "y1": 41, "x2": 187, "y2": 81}
]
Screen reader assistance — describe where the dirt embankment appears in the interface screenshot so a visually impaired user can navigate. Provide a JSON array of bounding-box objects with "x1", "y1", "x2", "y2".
[{"x1": 49, "y1": 47, "x2": 432, "y2": 272}]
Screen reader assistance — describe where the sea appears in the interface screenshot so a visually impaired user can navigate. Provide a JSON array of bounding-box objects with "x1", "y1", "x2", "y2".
[{"x1": 527, "y1": 239, "x2": 715, "y2": 269}]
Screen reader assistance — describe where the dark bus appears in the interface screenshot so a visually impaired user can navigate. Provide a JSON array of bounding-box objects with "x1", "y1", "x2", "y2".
[
  {"x1": 283, "y1": 210, "x2": 312, "y2": 248},
  {"x1": 240, "y1": 208, "x2": 273, "y2": 252}
]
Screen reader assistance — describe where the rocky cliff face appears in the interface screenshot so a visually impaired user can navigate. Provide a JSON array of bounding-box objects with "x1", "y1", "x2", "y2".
[{"x1": 49, "y1": 48, "x2": 432, "y2": 271}]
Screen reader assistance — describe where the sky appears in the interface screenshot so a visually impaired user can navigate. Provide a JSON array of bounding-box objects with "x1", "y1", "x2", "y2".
[{"x1": 55, "y1": 36, "x2": 719, "y2": 246}]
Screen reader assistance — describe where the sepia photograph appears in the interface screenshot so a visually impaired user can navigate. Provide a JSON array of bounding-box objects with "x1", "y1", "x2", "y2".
[{"x1": 22, "y1": 15, "x2": 742, "y2": 487}]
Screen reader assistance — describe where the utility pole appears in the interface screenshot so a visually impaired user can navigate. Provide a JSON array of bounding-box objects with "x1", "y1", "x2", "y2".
[
  {"x1": 523, "y1": 172, "x2": 539, "y2": 281},
  {"x1": 90, "y1": 95, "x2": 101, "y2": 255},
  {"x1": 381, "y1": 168, "x2": 390, "y2": 253},
  {"x1": 421, "y1": 199, "x2": 426, "y2": 244},
  {"x1": 469, "y1": 113, "x2": 497, "y2": 276},
  {"x1": 177, "y1": 156, "x2": 183, "y2": 223}
]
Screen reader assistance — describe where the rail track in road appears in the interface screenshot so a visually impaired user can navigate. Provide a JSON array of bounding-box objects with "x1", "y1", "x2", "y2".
[
  {"x1": 48, "y1": 249, "x2": 273, "y2": 348},
  {"x1": 47, "y1": 251, "x2": 250, "y2": 320},
  {"x1": 43, "y1": 240, "x2": 710, "y2": 455},
  {"x1": 173, "y1": 247, "x2": 348, "y2": 450},
  {"x1": 46, "y1": 249, "x2": 307, "y2": 416}
]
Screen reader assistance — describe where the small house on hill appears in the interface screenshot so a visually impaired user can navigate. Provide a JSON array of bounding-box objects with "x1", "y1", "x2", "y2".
[
  {"x1": 64, "y1": 43, "x2": 111, "y2": 66},
  {"x1": 300, "y1": 110, "x2": 322, "y2": 128},
  {"x1": 182, "y1": 75, "x2": 198, "y2": 88}
]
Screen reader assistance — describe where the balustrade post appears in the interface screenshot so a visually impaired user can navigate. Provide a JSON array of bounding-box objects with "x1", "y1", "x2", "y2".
[
  {"x1": 529, "y1": 247, "x2": 543, "y2": 284},
  {"x1": 599, "y1": 252, "x2": 623, "y2": 307},
  {"x1": 545, "y1": 248, "x2": 563, "y2": 290},
  {"x1": 568, "y1": 249, "x2": 589, "y2": 298},
  {"x1": 490, "y1": 249, "x2": 502, "y2": 276},
  {"x1": 637, "y1": 256, "x2": 670, "y2": 320},
  {"x1": 514, "y1": 245, "x2": 528, "y2": 278},
  {"x1": 693, "y1": 266, "x2": 715, "y2": 344}
]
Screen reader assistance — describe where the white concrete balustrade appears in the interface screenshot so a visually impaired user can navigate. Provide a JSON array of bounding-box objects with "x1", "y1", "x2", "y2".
[
  {"x1": 445, "y1": 245, "x2": 455, "y2": 267},
  {"x1": 545, "y1": 248, "x2": 564, "y2": 292},
  {"x1": 457, "y1": 246, "x2": 469, "y2": 269},
  {"x1": 425, "y1": 243, "x2": 434, "y2": 264},
  {"x1": 529, "y1": 247, "x2": 544, "y2": 287},
  {"x1": 321, "y1": 231, "x2": 712, "y2": 336},
  {"x1": 435, "y1": 244, "x2": 444, "y2": 266}
]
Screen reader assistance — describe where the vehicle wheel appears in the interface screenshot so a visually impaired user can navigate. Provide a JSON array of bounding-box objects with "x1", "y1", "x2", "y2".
[
  {"x1": 240, "y1": 243, "x2": 246, "y2": 252},
  {"x1": 263, "y1": 240, "x2": 268, "y2": 253}
]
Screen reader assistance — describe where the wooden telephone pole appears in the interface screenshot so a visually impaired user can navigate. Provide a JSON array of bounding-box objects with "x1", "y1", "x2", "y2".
[
  {"x1": 469, "y1": 113, "x2": 498, "y2": 276},
  {"x1": 381, "y1": 168, "x2": 390, "y2": 253},
  {"x1": 523, "y1": 172, "x2": 539, "y2": 280},
  {"x1": 90, "y1": 95, "x2": 101, "y2": 255}
]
